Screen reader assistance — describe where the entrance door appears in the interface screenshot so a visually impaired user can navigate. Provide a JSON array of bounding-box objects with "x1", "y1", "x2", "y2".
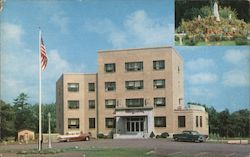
[{"x1": 126, "y1": 117, "x2": 145, "y2": 133}]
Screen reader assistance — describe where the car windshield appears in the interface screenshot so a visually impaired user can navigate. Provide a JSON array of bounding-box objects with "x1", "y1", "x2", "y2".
[{"x1": 191, "y1": 131, "x2": 199, "y2": 135}]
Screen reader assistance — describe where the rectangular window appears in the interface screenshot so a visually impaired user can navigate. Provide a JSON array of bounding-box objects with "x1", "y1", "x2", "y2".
[
  {"x1": 88, "y1": 100, "x2": 95, "y2": 109},
  {"x1": 153, "y1": 60, "x2": 165, "y2": 70},
  {"x1": 126, "y1": 98, "x2": 144, "y2": 107},
  {"x1": 125, "y1": 61, "x2": 143, "y2": 72},
  {"x1": 88, "y1": 83, "x2": 95, "y2": 92},
  {"x1": 68, "y1": 83, "x2": 79, "y2": 92},
  {"x1": 154, "y1": 117, "x2": 166, "y2": 127},
  {"x1": 154, "y1": 97, "x2": 166, "y2": 107},
  {"x1": 125, "y1": 80, "x2": 143, "y2": 90},
  {"x1": 105, "y1": 82, "x2": 116, "y2": 91},
  {"x1": 105, "y1": 118, "x2": 116, "y2": 128},
  {"x1": 178, "y1": 116, "x2": 186, "y2": 128},
  {"x1": 105, "y1": 63, "x2": 116, "y2": 73},
  {"x1": 68, "y1": 118, "x2": 79, "y2": 129},
  {"x1": 196, "y1": 116, "x2": 199, "y2": 127},
  {"x1": 153, "y1": 79, "x2": 165, "y2": 89},
  {"x1": 68, "y1": 100, "x2": 79, "y2": 109},
  {"x1": 89, "y1": 118, "x2": 95, "y2": 129},
  {"x1": 105, "y1": 99, "x2": 116, "y2": 108},
  {"x1": 200, "y1": 116, "x2": 203, "y2": 127}
]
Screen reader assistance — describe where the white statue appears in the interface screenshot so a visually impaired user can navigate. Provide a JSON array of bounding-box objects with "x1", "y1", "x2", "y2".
[
  {"x1": 198, "y1": 15, "x2": 201, "y2": 21},
  {"x1": 213, "y1": 1, "x2": 220, "y2": 21},
  {"x1": 229, "y1": 14, "x2": 232, "y2": 20}
]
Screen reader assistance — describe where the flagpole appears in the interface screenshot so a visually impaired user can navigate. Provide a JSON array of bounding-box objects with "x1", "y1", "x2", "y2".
[{"x1": 38, "y1": 29, "x2": 42, "y2": 152}]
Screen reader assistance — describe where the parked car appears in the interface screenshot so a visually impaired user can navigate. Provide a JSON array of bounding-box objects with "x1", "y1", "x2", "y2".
[
  {"x1": 173, "y1": 130, "x2": 207, "y2": 142},
  {"x1": 58, "y1": 132, "x2": 90, "y2": 142}
]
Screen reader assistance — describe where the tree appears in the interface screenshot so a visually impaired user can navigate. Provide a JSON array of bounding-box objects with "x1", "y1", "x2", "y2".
[
  {"x1": 0, "y1": 100, "x2": 15, "y2": 140},
  {"x1": 13, "y1": 93, "x2": 36, "y2": 139},
  {"x1": 218, "y1": 109, "x2": 231, "y2": 137},
  {"x1": 42, "y1": 103, "x2": 56, "y2": 133}
]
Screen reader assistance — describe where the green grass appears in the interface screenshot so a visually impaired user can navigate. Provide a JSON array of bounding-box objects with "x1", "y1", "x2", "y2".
[
  {"x1": 82, "y1": 148, "x2": 160, "y2": 157},
  {"x1": 8, "y1": 147, "x2": 165, "y2": 157}
]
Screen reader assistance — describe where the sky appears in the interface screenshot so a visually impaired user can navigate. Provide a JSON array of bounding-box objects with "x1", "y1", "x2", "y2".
[{"x1": 0, "y1": 0, "x2": 249, "y2": 112}]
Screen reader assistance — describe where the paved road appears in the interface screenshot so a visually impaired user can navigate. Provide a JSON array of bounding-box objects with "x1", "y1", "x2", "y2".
[{"x1": 1, "y1": 139, "x2": 250, "y2": 157}]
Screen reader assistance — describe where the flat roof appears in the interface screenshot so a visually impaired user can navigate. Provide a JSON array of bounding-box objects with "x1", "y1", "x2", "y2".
[{"x1": 98, "y1": 46, "x2": 174, "y2": 53}]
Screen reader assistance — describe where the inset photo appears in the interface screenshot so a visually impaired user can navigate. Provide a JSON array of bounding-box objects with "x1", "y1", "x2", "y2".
[{"x1": 175, "y1": 0, "x2": 250, "y2": 46}]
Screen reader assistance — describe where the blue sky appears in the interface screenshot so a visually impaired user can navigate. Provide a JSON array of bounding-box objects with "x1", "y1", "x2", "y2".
[{"x1": 0, "y1": 0, "x2": 249, "y2": 112}]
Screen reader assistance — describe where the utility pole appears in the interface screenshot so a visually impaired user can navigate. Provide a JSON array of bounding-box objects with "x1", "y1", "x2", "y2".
[{"x1": 48, "y1": 112, "x2": 52, "y2": 148}]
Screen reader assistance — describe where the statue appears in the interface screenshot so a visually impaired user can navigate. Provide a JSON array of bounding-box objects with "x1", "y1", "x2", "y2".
[
  {"x1": 229, "y1": 14, "x2": 232, "y2": 20},
  {"x1": 213, "y1": 1, "x2": 220, "y2": 21},
  {"x1": 198, "y1": 15, "x2": 201, "y2": 21}
]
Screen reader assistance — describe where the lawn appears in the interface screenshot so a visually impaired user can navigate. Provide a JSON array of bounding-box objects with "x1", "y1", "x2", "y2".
[{"x1": 1, "y1": 148, "x2": 166, "y2": 157}]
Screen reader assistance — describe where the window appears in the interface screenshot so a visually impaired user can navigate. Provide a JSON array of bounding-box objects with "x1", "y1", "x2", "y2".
[
  {"x1": 68, "y1": 83, "x2": 79, "y2": 92},
  {"x1": 125, "y1": 80, "x2": 143, "y2": 90},
  {"x1": 89, "y1": 100, "x2": 95, "y2": 109},
  {"x1": 178, "y1": 116, "x2": 186, "y2": 128},
  {"x1": 200, "y1": 116, "x2": 203, "y2": 127},
  {"x1": 154, "y1": 117, "x2": 166, "y2": 127},
  {"x1": 153, "y1": 79, "x2": 165, "y2": 89},
  {"x1": 105, "y1": 118, "x2": 116, "y2": 128},
  {"x1": 88, "y1": 83, "x2": 95, "y2": 92},
  {"x1": 105, "y1": 63, "x2": 116, "y2": 73},
  {"x1": 126, "y1": 98, "x2": 144, "y2": 107},
  {"x1": 153, "y1": 60, "x2": 165, "y2": 70},
  {"x1": 125, "y1": 61, "x2": 143, "y2": 71},
  {"x1": 196, "y1": 116, "x2": 199, "y2": 127},
  {"x1": 89, "y1": 118, "x2": 95, "y2": 129},
  {"x1": 105, "y1": 82, "x2": 116, "y2": 91},
  {"x1": 105, "y1": 99, "x2": 116, "y2": 108},
  {"x1": 154, "y1": 97, "x2": 166, "y2": 107},
  {"x1": 68, "y1": 100, "x2": 79, "y2": 109},
  {"x1": 68, "y1": 118, "x2": 79, "y2": 129}
]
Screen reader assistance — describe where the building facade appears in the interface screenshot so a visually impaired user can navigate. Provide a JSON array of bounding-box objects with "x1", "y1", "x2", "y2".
[{"x1": 56, "y1": 47, "x2": 208, "y2": 138}]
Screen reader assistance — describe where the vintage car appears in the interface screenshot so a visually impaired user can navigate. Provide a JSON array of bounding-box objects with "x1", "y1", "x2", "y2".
[
  {"x1": 58, "y1": 132, "x2": 90, "y2": 142},
  {"x1": 173, "y1": 130, "x2": 207, "y2": 142}
]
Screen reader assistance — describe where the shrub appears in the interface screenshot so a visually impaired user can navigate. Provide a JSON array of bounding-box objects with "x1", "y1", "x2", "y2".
[
  {"x1": 150, "y1": 131, "x2": 155, "y2": 138},
  {"x1": 156, "y1": 135, "x2": 161, "y2": 138},
  {"x1": 97, "y1": 133, "x2": 105, "y2": 139},
  {"x1": 107, "y1": 130, "x2": 114, "y2": 139},
  {"x1": 235, "y1": 38, "x2": 248, "y2": 45},
  {"x1": 160, "y1": 132, "x2": 169, "y2": 138}
]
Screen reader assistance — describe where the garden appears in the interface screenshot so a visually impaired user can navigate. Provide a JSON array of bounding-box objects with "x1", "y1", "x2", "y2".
[{"x1": 175, "y1": 1, "x2": 250, "y2": 46}]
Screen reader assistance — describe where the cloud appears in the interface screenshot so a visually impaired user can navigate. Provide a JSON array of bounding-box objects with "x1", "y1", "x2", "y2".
[
  {"x1": 124, "y1": 10, "x2": 172, "y2": 46},
  {"x1": 188, "y1": 87, "x2": 215, "y2": 98},
  {"x1": 222, "y1": 69, "x2": 250, "y2": 87},
  {"x1": 188, "y1": 72, "x2": 218, "y2": 84},
  {"x1": 186, "y1": 58, "x2": 215, "y2": 71},
  {"x1": 1, "y1": 22, "x2": 24, "y2": 45},
  {"x1": 0, "y1": 22, "x2": 85, "y2": 103},
  {"x1": 223, "y1": 49, "x2": 250, "y2": 64},
  {"x1": 84, "y1": 9, "x2": 172, "y2": 48},
  {"x1": 50, "y1": 12, "x2": 69, "y2": 33}
]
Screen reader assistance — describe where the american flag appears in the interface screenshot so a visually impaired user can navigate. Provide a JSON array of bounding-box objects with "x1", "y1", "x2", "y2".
[{"x1": 40, "y1": 36, "x2": 48, "y2": 70}]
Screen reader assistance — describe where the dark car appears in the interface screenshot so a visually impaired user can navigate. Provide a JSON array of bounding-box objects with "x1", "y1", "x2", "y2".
[{"x1": 173, "y1": 130, "x2": 207, "y2": 142}]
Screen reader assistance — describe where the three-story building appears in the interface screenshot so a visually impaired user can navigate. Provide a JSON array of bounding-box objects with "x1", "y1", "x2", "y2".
[{"x1": 56, "y1": 47, "x2": 208, "y2": 138}]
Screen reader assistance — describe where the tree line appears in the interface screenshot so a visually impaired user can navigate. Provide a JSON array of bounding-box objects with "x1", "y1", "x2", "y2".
[
  {"x1": 0, "y1": 93, "x2": 249, "y2": 141},
  {"x1": 0, "y1": 93, "x2": 56, "y2": 141},
  {"x1": 188, "y1": 102, "x2": 250, "y2": 138}
]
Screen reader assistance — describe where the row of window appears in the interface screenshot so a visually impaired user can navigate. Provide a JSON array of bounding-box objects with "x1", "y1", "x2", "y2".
[
  {"x1": 104, "y1": 60, "x2": 165, "y2": 73},
  {"x1": 68, "y1": 116, "x2": 193, "y2": 129},
  {"x1": 105, "y1": 79, "x2": 165, "y2": 91},
  {"x1": 67, "y1": 79, "x2": 165, "y2": 93},
  {"x1": 68, "y1": 97, "x2": 166, "y2": 109},
  {"x1": 196, "y1": 116, "x2": 203, "y2": 127},
  {"x1": 68, "y1": 116, "x2": 167, "y2": 129}
]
